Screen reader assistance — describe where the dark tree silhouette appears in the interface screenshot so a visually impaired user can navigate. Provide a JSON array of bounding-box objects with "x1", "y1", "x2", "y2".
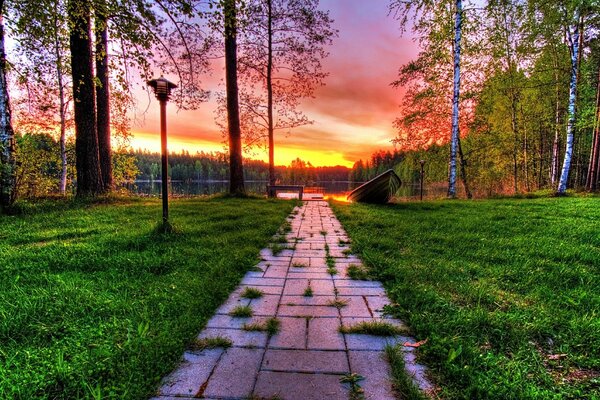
[
  {"x1": 224, "y1": 0, "x2": 246, "y2": 195},
  {"x1": 69, "y1": 0, "x2": 103, "y2": 196}
]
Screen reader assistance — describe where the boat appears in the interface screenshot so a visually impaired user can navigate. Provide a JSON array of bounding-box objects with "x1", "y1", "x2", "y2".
[{"x1": 347, "y1": 169, "x2": 401, "y2": 204}]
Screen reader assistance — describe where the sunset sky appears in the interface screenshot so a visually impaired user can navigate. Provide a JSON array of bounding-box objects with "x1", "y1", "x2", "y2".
[{"x1": 131, "y1": 0, "x2": 418, "y2": 168}]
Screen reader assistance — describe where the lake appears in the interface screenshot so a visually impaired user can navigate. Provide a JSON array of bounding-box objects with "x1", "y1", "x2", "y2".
[
  {"x1": 127, "y1": 180, "x2": 362, "y2": 198},
  {"x1": 124, "y1": 180, "x2": 438, "y2": 200}
]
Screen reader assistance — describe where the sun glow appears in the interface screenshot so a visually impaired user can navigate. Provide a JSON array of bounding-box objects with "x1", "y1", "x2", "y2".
[
  {"x1": 325, "y1": 194, "x2": 351, "y2": 203},
  {"x1": 129, "y1": 131, "x2": 355, "y2": 167}
]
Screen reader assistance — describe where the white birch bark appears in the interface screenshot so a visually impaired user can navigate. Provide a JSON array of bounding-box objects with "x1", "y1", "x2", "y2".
[
  {"x1": 448, "y1": 0, "x2": 462, "y2": 198},
  {"x1": 0, "y1": 8, "x2": 16, "y2": 207},
  {"x1": 557, "y1": 8, "x2": 580, "y2": 194}
]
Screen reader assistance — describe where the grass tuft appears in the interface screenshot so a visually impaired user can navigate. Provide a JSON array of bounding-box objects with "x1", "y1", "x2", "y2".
[
  {"x1": 241, "y1": 287, "x2": 264, "y2": 299},
  {"x1": 229, "y1": 305, "x2": 253, "y2": 318},
  {"x1": 192, "y1": 336, "x2": 233, "y2": 351},
  {"x1": 347, "y1": 264, "x2": 371, "y2": 280},
  {"x1": 340, "y1": 321, "x2": 408, "y2": 336},
  {"x1": 385, "y1": 345, "x2": 429, "y2": 400},
  {"x1": 340, "y1": 373, "x2": 366, "y2": 400},
  {"x1": 327, "y1": 298, "x2": 349, "y2": 309},
  {"x1": 303, "y1": 286, "x2": 314, "y2": 297},
  {"x1": 269, "y1": 242, "x2": 288, "y2": 255},
  {"x1": 242, "y1": 317, "x2": 281, "y2": 336}
]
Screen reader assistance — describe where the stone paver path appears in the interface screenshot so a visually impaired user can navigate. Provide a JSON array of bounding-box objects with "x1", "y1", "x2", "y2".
[{"x1": 152, "y1": 201, "x2": 432, "y2": 400}]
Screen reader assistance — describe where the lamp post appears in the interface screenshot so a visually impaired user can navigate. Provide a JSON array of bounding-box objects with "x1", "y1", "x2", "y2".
[
  {"x1": 419, "y1": 159, "x2": 425, "y2": 201},
  {"x1": 147, "y1": 76, "x2": 177, "y2": 226}
]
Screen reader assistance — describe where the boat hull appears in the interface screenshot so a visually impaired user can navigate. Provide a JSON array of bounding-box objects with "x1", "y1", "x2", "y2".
[{"x1": 347, "y1": 169, "x2": 401, "y2": 204}]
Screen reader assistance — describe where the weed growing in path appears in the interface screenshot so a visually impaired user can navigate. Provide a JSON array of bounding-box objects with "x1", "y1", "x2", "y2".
[
  {"x1": 303, "y1": 286, "x2": 314, "y2": 297},
  {"x1": 385, "y1": 345, "x2": 428, "y2": 400},
  {"x1": 347, "y1": 264, "x2": 370, "y2": 280},
  {"x1": 230, "y1": 305, "x2": 253, "y2": 318},
  {"x1": 192, "y1": 336, "x2": 233, "y2": 351},
  {"x1": 241, "y1": 287, "x2": 264, "y2": 299},
  {"x1": 340, "y1": 373, "x2": 365, "y2": 400},
  {"x1": 340, "y1": 321, "x2": 407, "y2": 336},
  {"x1": 242, "y1": 318, "x2": 281, "y2": 336},
  {"x1": 327, "y1": 298, "x2": 349, "y2": 309}
]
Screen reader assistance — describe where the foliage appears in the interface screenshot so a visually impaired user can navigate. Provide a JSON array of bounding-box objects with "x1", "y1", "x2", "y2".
[
  {"x1": 0, "y1": 196, "x2": 295, "y2": 398},
  {"x1": 333, "y1": 197, "x2": 600, "y2": 398}
]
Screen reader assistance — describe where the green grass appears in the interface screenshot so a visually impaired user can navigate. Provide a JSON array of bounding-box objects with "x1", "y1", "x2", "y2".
[
  {"x1": 340, "y1": 321, "x2": 408, "y2": 336},
  {"x1": 242, "y1": 317, "x2": 281, "y2": 336},
  {"x1": 347, "y1": 264, "x2": 371, "y2": 280},
  {"x1": 327, "y1": 298, "x2": 349, "y2": 309},
  {"x1": 340, "y1": 373, "x2": 366, "y2": 400},
  {"x1": 385, "y1": 345, "x2": 428, "y2": 400},
  {"x1": 229, "y1": 305, "x2": 253, "y2": 318},
  {"x1": 192, "y1": 336, "x2": 233, "y2": 351},
  {"x1": 332, "y1": 197, "x2": 600, "y2": 399},
  {"x1": 303, "y1": 285, "x2": 314, "y2": 297},
  {"x1": 0, "y1": 196, "x2": 296, "y2": 399},
  {"x1": 241, "y1": 287, "x2": 264, "y2": 299}
]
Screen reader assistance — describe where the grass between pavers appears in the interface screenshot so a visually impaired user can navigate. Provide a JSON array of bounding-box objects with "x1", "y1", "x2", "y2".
[
  {"x1": 230, "y1": 305, "x2": 254, "y2": 318},
  {"x1": 192, "y1": 336, "x2": 233, "y2": 351},
  {"x1": 340, "y1": 321, "x2": 408, "y2": 336},
  {"x1": 385, "y1": 345, "x2": 428, "y2": 400},
  {"x1": 0, "y1": 196, "x2": 297, "y2": 399},
  {"x1": 241, "y1": 287, "x2": 264, "y2": 299},
  {"x1": 242, "y1": 317, "x2": 281, "y2": 335},
  {"x1": 331, "y1": 197, "x2": 600, "y2": 398},
  {"x1": 347, "y1": 264, "x2": 370, "y2": 280}
]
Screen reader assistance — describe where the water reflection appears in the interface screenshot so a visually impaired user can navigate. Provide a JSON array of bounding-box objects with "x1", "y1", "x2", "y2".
[
  {"x1": 126, "y1": 180, "x2": 361, "y2": 198},
  {"x1": 124, "y1": 180, "x2": 439, "y2": 200}
]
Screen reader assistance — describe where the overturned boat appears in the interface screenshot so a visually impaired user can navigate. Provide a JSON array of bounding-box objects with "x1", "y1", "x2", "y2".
[{"x1": 347, "y1": 169, "x2": 401, "y2": 204}]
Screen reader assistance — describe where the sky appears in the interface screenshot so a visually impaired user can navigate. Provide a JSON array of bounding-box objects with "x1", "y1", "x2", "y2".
[{"x1": 130, "y1": 0, "x2": 418, "y2": 168}]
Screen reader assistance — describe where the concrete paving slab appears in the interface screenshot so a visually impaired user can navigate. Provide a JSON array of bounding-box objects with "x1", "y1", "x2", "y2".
[
  {"x1": 254, "y1": 371, "x2": 349, "y2": 400},
  {"x1": 203, "y1": 347, "x2": 263, "y2": 398}
]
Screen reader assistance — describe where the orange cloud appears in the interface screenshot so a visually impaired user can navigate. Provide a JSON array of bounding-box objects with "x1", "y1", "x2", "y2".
[{"x1": 129, "y1": 0, "x2": 416, "y2": 166}]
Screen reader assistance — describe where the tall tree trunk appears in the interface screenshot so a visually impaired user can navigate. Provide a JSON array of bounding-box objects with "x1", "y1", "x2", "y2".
[
  {"x1": 54, "y1": 21, "x2": 68, "y2": 195},
  {"x1": 511, "y1": 96, "x2": 519, "y2": 193},
  {"x1": 457, "y1": 135, "x2": 472, "y2": 199},
  {"x1": 0, "y1": 1, "x2": 15, "y2": 208},
  {"x1": 224, "y1": 0, "x2": 245, "y2": 195},
  {"x1": 96, "y1": 7, "x2": 112, "y2": 191},
  {"x1": 550, "y1": 44, "x2": 561, "y2": 187},
  {"x1": 69, "y1": 0, "x2": 103, "y2": 196},
  {"x1": 267, "y1": 0, "x2": 275, "y2": 187},
  {"x1": 523, "y1": 107, "x2": 530, "y2": 192},
  {"x1": 587, "y1": 66, "x2": 600, "y2": 191},
  {"x1": 551, "y1": 80, "x2": 560, "y2": 186},
  {"x1": 448, "y1": 0, "x2": 462, "y2": 198},
  {"x1": 557, "y1": 9, "x2": 581, "y2": 194}
]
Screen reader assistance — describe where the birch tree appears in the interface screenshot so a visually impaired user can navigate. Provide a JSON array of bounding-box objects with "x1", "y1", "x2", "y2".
[
  {"x1": 557, "y1": 5, "x2": 582, "y2": 194},
  {"x1": 0, "y1": 0, "x2": 15, "y2": 207},
  {"x1": 390, "y1": 0, "x2": 478, "y2": 198}
]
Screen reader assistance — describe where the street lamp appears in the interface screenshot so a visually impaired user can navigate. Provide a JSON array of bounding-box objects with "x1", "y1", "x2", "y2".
[
  {"x1": 419, "y1": 159, "x2": 426, "y2": 201},
  {"x1": 147, "y1": 76, "x2": 177, "y2": 227}
]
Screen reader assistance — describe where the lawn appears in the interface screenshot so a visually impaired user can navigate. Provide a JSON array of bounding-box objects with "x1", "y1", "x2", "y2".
[
  {"x1": 332, "y1": 197, "x2": 600, "y2": 399},
  {"x1": 0, "y1": 196, "x2": 295, "y2": 399}
]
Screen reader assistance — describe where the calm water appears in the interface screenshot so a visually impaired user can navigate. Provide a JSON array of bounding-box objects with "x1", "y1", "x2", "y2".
[
  {"x1": 125, "y1": 180, "x2": 437, "y2": 199},
  {"x1": 127, "y1": 180, "x2": 362, "y2": 197}
]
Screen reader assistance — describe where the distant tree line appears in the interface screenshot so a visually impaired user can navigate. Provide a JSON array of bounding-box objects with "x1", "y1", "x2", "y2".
[{"x1": 134, "y1": 150, "x2": 350, "y2": 184}]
